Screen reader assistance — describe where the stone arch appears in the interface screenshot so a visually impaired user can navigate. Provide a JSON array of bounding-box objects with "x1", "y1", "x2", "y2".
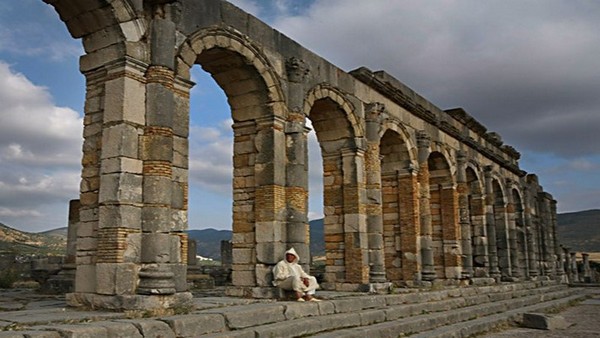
[
  {"x1": 428, "y1": 151, "x2": 461, "y2": 279},
  {"x1": 304, "y1": 85, "x2": 369, "y2": 285},
  {"x1": 175, "y1": 27, "x2": 289, "y2": 289},
  {"x1": 379, "y1": 128, "x2": 416, "y2": 282}
]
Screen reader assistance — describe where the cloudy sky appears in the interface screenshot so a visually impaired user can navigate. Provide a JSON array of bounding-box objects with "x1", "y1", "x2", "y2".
[{"x1": 0, "y1": 0, "x2": 598, "y2": 233}]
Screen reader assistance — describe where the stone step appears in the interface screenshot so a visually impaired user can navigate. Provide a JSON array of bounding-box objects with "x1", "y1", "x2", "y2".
[
  {"x1": 194, "y1": 283, "x2": 580, "y2": 337},
  {"x1": 308, "y1": 288, "x2": 585, "y2": 338},
  {"x1": 0, "y1": 283, "x2": 585, "y2": 338}
]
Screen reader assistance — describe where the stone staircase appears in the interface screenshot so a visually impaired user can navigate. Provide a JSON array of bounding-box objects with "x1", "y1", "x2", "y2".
[
  {"x1": 194, "y1": 281, "x2": 586, "y2": 338},
  {"x1": 0, "y1": 282, "x2": 590, "y2": 338}
]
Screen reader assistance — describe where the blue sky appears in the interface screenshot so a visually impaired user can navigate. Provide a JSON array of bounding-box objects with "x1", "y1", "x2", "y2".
[{"x1": 1, "y1": 0, "x2": 599, "y2": 233}]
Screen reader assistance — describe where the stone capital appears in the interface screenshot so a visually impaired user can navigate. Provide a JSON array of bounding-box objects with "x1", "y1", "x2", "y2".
[{"x1": 286, "y1": 57, "x2": 310, "y2": 83}]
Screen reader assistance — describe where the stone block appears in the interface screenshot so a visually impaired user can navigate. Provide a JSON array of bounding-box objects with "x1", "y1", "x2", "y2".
[
  {"x1": 99, "y1": 205, "x2": 141, "y2": 229},
  {"x1": 284, "y1": 302, "x2": 321, "y2": 320},
  {"x1": 146, "y1": 83, "x2": 174, "y2": 128},
  {"x1": 140, "y1": 133, "x2": 173, "y2": 162},
  {"x1": 143, "y1": 176, "x2": 172, "y2": 204},
  {"x1": 255, "y1": 264, "x2": 273, "y2": 286},
  {"x1": 99, "y1": 173, "x2": 143, "y2": 204},
  {"x1": 101, "y1": 157, "x2": 143, "y2": 174},
  {"x1": 171, "y1": 182, "x2": 185, "y2": 210},
  {"x1": 125, "y1": 319, "x2": 175, "y2": 338},
  {"x1": 141, "y1": 233, "x2": 172, "y2": 263},
  {"x1": 150, "y1": 18, "x2": 176, "y2": 68},
  {"x1": 96, "y1": 322, "x2": 143, "y2": 338},
  {"x1": 232, "y1": 248, "x2": 254, "y2": 265},
  {"x1": 204, "y1": 304, "x2": 285, "y2": 330},
  {"x1": 101, "y1": 123, "x2": 140, "y2": 159},
  {"x1": 255, "y1": 222, "x2": 284, "y2": 243},
  {"x1": 522, "y1": 313, "x2": 569, "y2": 330},
  {"x1": 96, "y1": 263, "x2": 138, "y2": 295},
  {"x1": 123, "y1": 233, "x2": 141, "y2": 263},
  {"x1": 141, "y1": 206, "x2": 172, "y2": 232},
  {"x1": 231, "y1": 270, "x2": 255, "y2": 287},
  {"x1": 104, "y1": 75, "x2": 145, "y2": 125},
  {"x1": 170, "y1": 264, "x2": 188, "y2": 292},
  {"x1": 161, "y1": 314, "x2": 226, "y2": 337},
  {"x1": 42, "y1": 325, "x2": 108, "y2": 338}
]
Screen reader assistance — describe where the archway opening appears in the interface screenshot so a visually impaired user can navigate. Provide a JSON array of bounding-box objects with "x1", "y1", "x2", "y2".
[
  {"x1": 308, "y1": 97, "x2": 355, "y2": 283},
  {"x1": 380, "y1": 129, "x2": 411, "y2": 281},
  {"x1": 492, "y1": 179, "x2": 510, "y2": 278}
]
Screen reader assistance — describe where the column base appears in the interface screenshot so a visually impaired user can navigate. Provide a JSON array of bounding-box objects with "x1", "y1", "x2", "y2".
[{"x1": 66, "y1": 291, "x2": 193, "y2": 313}]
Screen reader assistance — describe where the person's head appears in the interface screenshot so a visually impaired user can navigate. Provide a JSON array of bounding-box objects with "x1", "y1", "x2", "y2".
[{"x1": 285, "y1": 253, "x2": 295, "y2": 263}]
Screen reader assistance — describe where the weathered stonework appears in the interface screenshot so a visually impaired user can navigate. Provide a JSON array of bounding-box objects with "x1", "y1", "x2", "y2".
[{"x1": 44, "y1": 0, "x2": 564, "y2": 310}]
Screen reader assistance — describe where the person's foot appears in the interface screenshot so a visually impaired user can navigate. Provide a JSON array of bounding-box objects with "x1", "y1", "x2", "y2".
[
  {"x1": 296, "y1": 298, "x2": 305, "y2": 302},
  {"x1": 309, "y1": 297, "x2": 321, "y2": 302}
]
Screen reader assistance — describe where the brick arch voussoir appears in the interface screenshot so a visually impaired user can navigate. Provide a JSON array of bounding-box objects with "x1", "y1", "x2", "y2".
[
  {"x1": 304, "y1": 84, "x2": 364, "y2": 139},
  {"x1": 178, "y1": 27, "x2": 286, "y2": 118},
  {"x1": 47, "y1": 0, "x2": 136, "y2": 40},
  {"x1": 429, "y1": 145, "x2": 457, "y2": 185},
  {"x1": 379, "y1": 121, "x2": 417, "y2": 166}
]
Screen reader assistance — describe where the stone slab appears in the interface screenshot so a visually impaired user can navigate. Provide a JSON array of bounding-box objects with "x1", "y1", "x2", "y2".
[
  {"x1": 200, "y1": 303, "x2": 286, "y2": 330},
  {"x1": 161, "y1": 313, "x2": 226, "y2": 336},
  {"x1": 521, "y1": 313, "x2": 569, "y2": 330},
  {"x1": 0, "y1": 309, "x2": 124, "y2": 325}
]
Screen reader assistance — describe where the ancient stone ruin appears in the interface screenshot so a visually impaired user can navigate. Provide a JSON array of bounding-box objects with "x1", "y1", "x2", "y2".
[{"x1": 44, "y1": 0, "x2": 566, "y2": 311}]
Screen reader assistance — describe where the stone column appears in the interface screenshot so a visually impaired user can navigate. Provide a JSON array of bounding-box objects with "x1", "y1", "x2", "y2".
[
  {"x1": 570, "y1": 252, "x2": 579, "y2": 282},
  {"x1": 470, "y1": 193, "x2": 489, "y2": 277},
  {"x1": 456, "y1": 151, "x2": 473, "y2": 280},
  {"x1": 484, "y1": 167, "x2": 501, "y2": 279},
  {"x1": 505, "y1": 182, "x2": 520, "y2": 279},
  {"x1": 563, "y1": 247, "x2": 572, "y2": 283},
  {"x1": 285, "y1": 58, "x2": 310, "y2": 273},
  {"x1": 341, "y1": 146, "x2": 370, "y2": 284},
  {"x1": 524, "y1": 209, "x2": 539, "y2": 278},
  {"x1": 441, "y1": 182, "x2": 462, "y2": 279},
  {"x1": 365, "y1": 103, "x2": 386, "y2": 283},
  {"x1": 417, "y1": 131, "x2": 435, "y2": 281},
  {"x1": 550, "y1": 199, "x2": 565, "y2": 280},
  {"x1": 66, "y1": 200, "x2": 81, "y2": 265},
  {"x1": 137, "y1": 13, "x2": 181, "y2": 296},
  {"x1": 538, "y1": 193, "x2": 555, "y2": 278},
  {"x1": 582, "y1": 253, "x2": 591, "y2": 282},
  {"x1": 397, "y1": 166, "x2": 421, "y2": 282},
  {"x1": 285, "y1": 113, "x2": 310, "y2": 273},
  {"x1": 253, "y1": 116, "x2": 288, "y2": 286}
]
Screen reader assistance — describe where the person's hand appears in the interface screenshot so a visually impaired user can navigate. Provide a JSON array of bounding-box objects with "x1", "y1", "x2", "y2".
[{"x1": 302, "y1": 277, "x2": 309, "y2": 287}]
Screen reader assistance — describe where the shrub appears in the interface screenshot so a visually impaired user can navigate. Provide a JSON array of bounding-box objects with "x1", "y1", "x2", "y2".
[{"x1": 0, "y1": 268, "x2": 19, "y2": 288}]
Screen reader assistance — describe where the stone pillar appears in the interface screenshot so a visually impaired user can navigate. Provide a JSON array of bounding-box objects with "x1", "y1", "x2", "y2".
[
  {"x1": 417, "y1": 131, "x2": 435, "y2": 282},
  {"x1": 505, "y1": 183, "x2": 520, "y2": 279},
  {"x1": 441, "y1": 182, "x2": 462, "y2": 279},
  {"x1": 550, "y1": 200, "x2": 564, "y2": 280},
  {"x1": 187, "y1": 239, "x2": 197, "y2": 266},
  {"x1": 66, "y1": 200, "x2": 81, "y2": 265},
  {"x1": 570, "y1": 252, "x2": 579, "y2": 282},
  {"x1": 341, "y1": 147, "x2": 370, "y2": 284},
  {"x1": 484, "y1": 167, "x2": 501, "y2": 279},
  {"x1": 470, "y1": 194, "x2": 489, "y2": 277},
  {"x1": 456, "y1": 151, "x2": 473, "y2": 280},
  {"x1": 253, "y1": 116, "x2": 288, "y2": 285},
  {"x1": 398, "y1": 166, "x2": 421, "y2": 282},
  {"x1": 582, "y1": 253, "x2": 592, "y2": 283},
  {"x1": 137, "y1": 13, "x2": 183, "y2": 297},
  {"x1": 285, "y1": 113, "x2": 310, "y2": 273},
  {"x1": 285, "y1": 58, "x2": 310, "y2": 273},
  {"x1": 365, "y1": 103, "x2": 386, "y2": 283},
  {"x1": 563, "y1": 247, "x2": 572, "y2": 283},
  {"x1": 538, "y1": 193, "x2": 555, "y2": 278},
  {"x1": 524, "y1": 209, "x2": 539, "y2": 278}
]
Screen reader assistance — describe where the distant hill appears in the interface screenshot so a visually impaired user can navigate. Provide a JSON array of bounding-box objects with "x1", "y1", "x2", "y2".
[
  {"x1": 556, "y1": 209, "x2": 600, "y2": 252},
  {"x1": 188, "y1": 221, "x2": 325, "y2": 260},
  {"x1": 3, "y1": 208, "x2": 596, "y2": 259},
  {"x1": 0, "y1": 222, "x2": 67, "y2": 256}
]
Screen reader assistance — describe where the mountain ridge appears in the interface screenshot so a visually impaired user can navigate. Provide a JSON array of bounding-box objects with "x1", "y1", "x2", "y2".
[{"x1": 1, "y1": 209, "x2": 598, "y2": 258}]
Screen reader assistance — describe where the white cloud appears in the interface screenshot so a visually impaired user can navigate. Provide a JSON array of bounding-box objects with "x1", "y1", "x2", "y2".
[
  {"x1": 272, "y1": 0, "x2": 600, "y2": 158},
  {"x1": 189, "y1": 122, "x2": 234, "y2": 194},
  {"x1": 0, "y1": 61, "x2": 81, "y2": 230}
]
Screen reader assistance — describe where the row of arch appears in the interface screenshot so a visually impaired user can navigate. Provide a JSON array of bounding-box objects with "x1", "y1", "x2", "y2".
[{"x1": 44, "y1": 0, "x2": 562, "y2": 311}]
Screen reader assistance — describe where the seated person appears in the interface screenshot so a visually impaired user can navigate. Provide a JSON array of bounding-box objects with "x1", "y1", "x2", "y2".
[{"x1": 272, "y1": 248, "x2": 320, "y2": 301}]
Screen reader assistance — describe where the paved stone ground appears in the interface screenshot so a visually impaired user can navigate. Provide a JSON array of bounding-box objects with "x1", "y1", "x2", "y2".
[
  {"x1": 0, "y1": 287, "x2": 598, "y2": 337},
  {"x1": 483, "y1": 288, "x2": 600, "y2": 338}
]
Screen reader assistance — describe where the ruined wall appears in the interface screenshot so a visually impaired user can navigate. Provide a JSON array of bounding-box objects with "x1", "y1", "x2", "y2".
[{"x1": 44, "y1": 0, "x2": 562, "y2": 310}]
